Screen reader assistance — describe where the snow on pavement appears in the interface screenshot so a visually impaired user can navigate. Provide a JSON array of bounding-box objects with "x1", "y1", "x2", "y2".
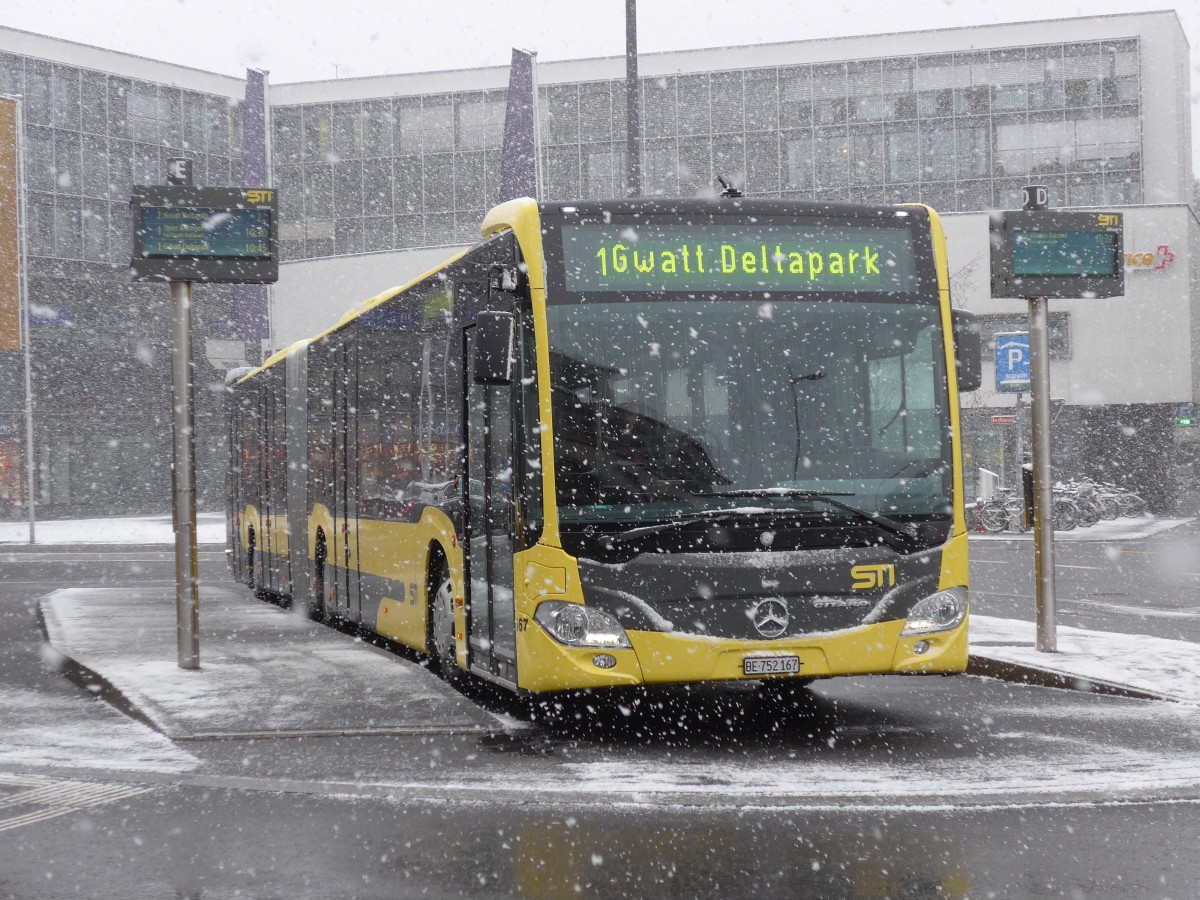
[
  {"x1": 0, "y1": 684, "x2": 198, "y2": 774},
  {"x1": 0, "y1": 513, "x2": 226, "y2": 545},
  {"x1": 970, "y1": 614, "x2": 1200, "y2": 705},
  {"x1": 968, "y1": 515, "x2": 1194, "y2": 542}
]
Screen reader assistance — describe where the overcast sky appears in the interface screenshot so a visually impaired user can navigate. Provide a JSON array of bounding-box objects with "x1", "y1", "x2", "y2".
[{"x1": 3, "y1": 0, "x2": 1198, "y2": 169}]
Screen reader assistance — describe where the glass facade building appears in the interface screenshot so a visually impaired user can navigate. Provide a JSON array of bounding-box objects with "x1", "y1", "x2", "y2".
[
  {"x1": 0, "y1": 49, "x2": 245, "y2": 514},
  {"x1": 0, "y1": 13, "x2": 1190, "y2": 517},
  {"x1": 271, "y1": 39, "x2": 1143, "y2": 262}
]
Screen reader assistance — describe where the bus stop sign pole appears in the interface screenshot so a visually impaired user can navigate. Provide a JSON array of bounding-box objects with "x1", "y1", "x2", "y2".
[
  {"x1": 132, "y1": 160, "x2": 278, "y2": 671},
  {"x1": 167, "y1": 159, "x2": 200, "y2": 670},
  {"x1": 1020, "y1": 185, "x2": 1057, "y2": 653},
  {"x1": 988, "y1": 184, "x2": 1118, "y2": 657},
  {"x1": 991, "y1": 187, "x2": 1124, "y2": 654},
  {"x1": 171, "y1": 277, "x2": 199, "y2": 669},
  {"x1": 1027, "y1": 292, "x2": 1057, "y2": 652}
]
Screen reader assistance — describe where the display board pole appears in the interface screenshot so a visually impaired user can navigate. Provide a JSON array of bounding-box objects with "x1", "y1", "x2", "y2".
[
  {"x1": 625, "y1": 0, "x2": 640, "y2": 197},
  {"x1": 1028, "y1": 296, "x2": 1057, "y2": 652},
  {"x1": 171, "y1": 277, "x2": 200, "y2": 670}
]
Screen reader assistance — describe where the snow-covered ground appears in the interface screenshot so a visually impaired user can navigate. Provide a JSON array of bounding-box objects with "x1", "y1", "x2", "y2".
[
  {"x1": 971, "y1": 614, "x2": 1200, "y2": 705},
  {"x1": 6, "y1": 513, "x2": 1200, "y2": 805},
  {"x1": 969, "y1": 515, "x2": 1194, "y2": 542},
  {"x1": 0, "y1": 513, "x2": 225, "y2": 545},
  {"x1": 26, "y1": 588, "x2": 1200, "y2": 804}
]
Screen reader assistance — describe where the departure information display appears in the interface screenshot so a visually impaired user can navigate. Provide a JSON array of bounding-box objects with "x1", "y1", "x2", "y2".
[
  {"x1": 138, "y1": 207, "x2": 272, "y2": 259},
  {"x1": 558, "y1": 222, "x2": 918, "y2": 294},
  {"x1": 130, "y1": 186, "x2": 278, "y2": 283},
  {"x1": 990, "y1": 208, "x2": 1123, "y2": 299},
  {"x1": 1012, "y1": 230, "x2": 1119, "y2": 277}
]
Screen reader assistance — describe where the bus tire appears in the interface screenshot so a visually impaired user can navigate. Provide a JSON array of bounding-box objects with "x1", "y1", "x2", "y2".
[
  {"x1": 310, "y1": 532, "x2": 328, "y2": 622},
  {"x1": 245, "y1": 528, "x2": 256, "y2": 588},
  {"x1": 430, "y1": 558, "x2": 459, "y2": 681}
]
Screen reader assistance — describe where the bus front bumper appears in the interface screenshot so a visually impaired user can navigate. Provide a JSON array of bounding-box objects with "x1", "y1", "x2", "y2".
[{"x1": 516, "y1": 615, "x2": 969, "y2": 693}]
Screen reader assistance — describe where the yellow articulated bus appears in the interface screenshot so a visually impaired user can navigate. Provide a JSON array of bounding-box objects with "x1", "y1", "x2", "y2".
[{"x1": 228, "y1": 197, "x2": 982, "y2": 695}]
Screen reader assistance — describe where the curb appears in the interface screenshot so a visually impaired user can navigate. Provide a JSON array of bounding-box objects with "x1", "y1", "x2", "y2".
[
  {"x1": 967, "y1": 653, "x2": 1172, "y2": 702},
  {"x1": 36, "y1": 600, "x2": 168, "y2": 736}
]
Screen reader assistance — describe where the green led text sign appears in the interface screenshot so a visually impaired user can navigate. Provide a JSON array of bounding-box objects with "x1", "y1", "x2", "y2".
[{"x1": 560, "y1": 223, "x2": 917, "y2": 294}]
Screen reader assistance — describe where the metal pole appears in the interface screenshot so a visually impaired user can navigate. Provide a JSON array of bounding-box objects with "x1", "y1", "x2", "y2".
[
  {"x1": 13, "y1": 98, "x2": 35, "y2": 544},
  {"x1": 171, "y1": 279, "x2": 200, "y2": 669},
  {"x1": 624, "y1": 0, "x2": 640, "y2": 197},
  {"x1": 1028, "y1": 296, "x2": 1056, "y2": 652}
]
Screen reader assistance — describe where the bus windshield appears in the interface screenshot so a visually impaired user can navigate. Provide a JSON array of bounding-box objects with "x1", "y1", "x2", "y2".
[{"x1": 543, "y1": 213, "x2": 952, "y2": 534}]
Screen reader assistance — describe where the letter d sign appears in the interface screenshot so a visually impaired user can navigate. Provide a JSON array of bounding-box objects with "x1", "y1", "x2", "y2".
[{"x1": 1022, "y1": 184, "x2": 1049, "y2": 211}]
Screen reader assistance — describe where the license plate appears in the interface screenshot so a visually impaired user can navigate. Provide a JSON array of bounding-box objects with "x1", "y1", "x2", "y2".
[{"x1": 743, "y1": 655, "x2": 801, "y2": 676}]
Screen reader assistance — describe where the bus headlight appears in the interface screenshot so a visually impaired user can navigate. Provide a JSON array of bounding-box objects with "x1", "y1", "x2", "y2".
[
  {"x1": 534, "y1": 601, "x2": 632, "y2": 649},
  {"x1": 901, "y1": 588, "x2": 968, "y2": 636}
]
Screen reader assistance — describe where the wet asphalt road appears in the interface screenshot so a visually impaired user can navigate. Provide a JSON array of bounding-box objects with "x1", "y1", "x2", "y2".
[
  {"x1": 969, "y1": 519, "x2": 1200, "y2": 642},
  {"x1": 1, "y1": 536, "x2": 1199, "y2": 898}
]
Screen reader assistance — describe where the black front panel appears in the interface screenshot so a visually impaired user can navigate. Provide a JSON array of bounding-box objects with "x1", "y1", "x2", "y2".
[{"x1": 577, "y1": 546, "x2": 940, "y2": 640}]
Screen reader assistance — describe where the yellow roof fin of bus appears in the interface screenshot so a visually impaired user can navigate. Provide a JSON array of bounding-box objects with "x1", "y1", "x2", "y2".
[
  {"x1": 482, "y1": 198, "x2": 537, "y2": 239},
  {"x1": 482, "y1": 198, "x2": 544, "y2": 292}
]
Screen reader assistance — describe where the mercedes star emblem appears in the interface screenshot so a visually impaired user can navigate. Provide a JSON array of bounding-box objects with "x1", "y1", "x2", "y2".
[{"x1": 751, "y1": 598, "x2": 789, "y2": 639}]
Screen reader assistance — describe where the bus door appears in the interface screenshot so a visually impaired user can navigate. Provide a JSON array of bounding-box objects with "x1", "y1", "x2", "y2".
[
  {"x1": 329, "y1": 339, "x2": 362, "y2": 622},
  {"x1": 463, "y1": 321, "x2": 518, "y2": 686},
  {"x1": 261, "y1": 384, "x2": 277, "y2": 593},
  {"x1": 253, "y1": 384, "x2": 270, "y2": 589},
  {"x1": 229, "y1": 390, "x2": 249, "y2": 584}
]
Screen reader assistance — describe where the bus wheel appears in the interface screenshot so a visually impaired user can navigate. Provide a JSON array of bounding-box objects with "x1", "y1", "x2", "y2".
[
  {"x1": 430, "y1": 561, "x2": 458, "y2": 680},
  {"x1": 310, "y1": 534, "x2": 328, "y2": 622},
  {"x1": 245, "y1": 529, "x2": 256, "y2": 588}
]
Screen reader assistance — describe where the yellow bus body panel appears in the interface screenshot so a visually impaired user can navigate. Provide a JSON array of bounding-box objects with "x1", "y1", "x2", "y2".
[
  {"x1": 358, "y1": 509, "x2": 462, "y2": 652},
  {"x1": 515, "y1": 615, "x2": 968, "y2": 693},
  {"x1": 356, "y1": 517, "x2": 427, "y2": 650}
]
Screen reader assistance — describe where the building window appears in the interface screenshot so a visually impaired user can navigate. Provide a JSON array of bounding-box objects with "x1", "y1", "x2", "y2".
[
  {"x1": 785, "y1": 135, "x2": 813, "y2": 190},
  {"x1": 814, "y1": 130, "x2": 849, "y2": 187},
  {"x1": 886, "y1": 130, "x2": 918, "y2": 183}
]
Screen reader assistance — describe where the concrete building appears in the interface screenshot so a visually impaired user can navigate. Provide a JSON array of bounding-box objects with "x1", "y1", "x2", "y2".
[{"x1": 0, "y1": 10, "x2": 1195, "y2": 516}]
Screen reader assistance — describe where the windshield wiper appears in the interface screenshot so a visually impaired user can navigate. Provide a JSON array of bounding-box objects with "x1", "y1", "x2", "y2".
[
  {"x1": 694, "y1": 489, "x2": 920, "y2": 545},
  {"x1": 606, "y1": 508, "x2": 767, "y2": 545}
]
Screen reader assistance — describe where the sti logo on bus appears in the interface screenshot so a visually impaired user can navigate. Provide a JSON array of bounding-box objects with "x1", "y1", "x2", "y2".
[{"x1": 851, "y1": 564, "x2": 896, "y2": 591}]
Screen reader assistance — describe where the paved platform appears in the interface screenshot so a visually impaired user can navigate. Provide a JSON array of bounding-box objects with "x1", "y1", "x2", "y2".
[
  {"x1": 39, "y1": 587, "x2": 504, "y2": 740},
  {"x1": 967, "y1": 614, "x2": 1199, "y2": 704},
  {"x1": 37, "y1": 582, "x2": 1200, "y2": 746}
]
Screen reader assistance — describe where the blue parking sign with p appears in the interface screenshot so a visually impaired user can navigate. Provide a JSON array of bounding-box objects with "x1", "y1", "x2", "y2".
[{"x1": 995, "y1": 332, "x2": 1030, "y2": 393}]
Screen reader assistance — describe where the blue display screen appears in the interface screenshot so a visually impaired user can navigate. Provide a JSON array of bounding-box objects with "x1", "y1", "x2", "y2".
[
  {"x1": 1012, "y1": 230, "x2": 1119, "y2": 277},
  {"x1": 139, "y1": 207, "x2": 272, "y2": 259}
]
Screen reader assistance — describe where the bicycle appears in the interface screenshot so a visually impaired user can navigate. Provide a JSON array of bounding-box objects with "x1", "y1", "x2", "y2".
[{"x1": 978, "y1": 488, "x2": 1029, "y2": 533}]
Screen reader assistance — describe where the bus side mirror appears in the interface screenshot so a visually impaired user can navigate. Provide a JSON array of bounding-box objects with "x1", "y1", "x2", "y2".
[
  {"x1": 951, "y1": 308, "x2": 982, "y2": 393},
  {"x1": 474, "y1": 311, "x2": 515, "y2": 385}
]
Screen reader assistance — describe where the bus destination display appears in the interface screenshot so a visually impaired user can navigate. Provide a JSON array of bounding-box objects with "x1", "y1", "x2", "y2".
[
  {"x1": 1012, "y1": 230, "x2": 1119, "y2": 277},
  {"x1": 138, "y1": 207, "x2": 272, "y2": 259},
  {"x1": 559, "y1": 222, "x2": 918, "y2": 294}
]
